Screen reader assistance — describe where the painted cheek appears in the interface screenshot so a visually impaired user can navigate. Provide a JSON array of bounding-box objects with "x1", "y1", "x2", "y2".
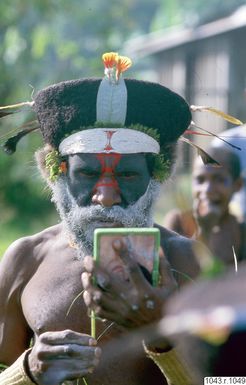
[{"x1": 118, "y1": 179, "x2": 145, "y2": 198}]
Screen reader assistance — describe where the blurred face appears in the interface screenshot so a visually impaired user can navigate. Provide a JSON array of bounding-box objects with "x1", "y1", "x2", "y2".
[{"x1": 192, "y1": 159, "x2": 237, "y2": 218}]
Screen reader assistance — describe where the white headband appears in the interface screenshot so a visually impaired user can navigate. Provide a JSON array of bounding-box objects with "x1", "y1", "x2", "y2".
[{"x1": 59, "y1": 128, "x2": 160, "y2": 155}]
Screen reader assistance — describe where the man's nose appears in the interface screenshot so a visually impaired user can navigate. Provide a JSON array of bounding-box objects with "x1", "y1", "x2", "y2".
[
  {"x1": 201, "y1": 181, "x2": 215, "y2": 196},
  {"x1": 92, "y1": 177, "x2": 122, "y2": 207}
]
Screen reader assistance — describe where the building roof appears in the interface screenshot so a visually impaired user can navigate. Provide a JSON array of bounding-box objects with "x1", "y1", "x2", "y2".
[{"x1": 124, "y1": 6, "x2": 246, "y2": 58}]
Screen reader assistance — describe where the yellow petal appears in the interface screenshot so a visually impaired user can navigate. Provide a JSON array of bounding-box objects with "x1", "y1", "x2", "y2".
[
  {"x1": 117, "y1": 55, "x2": 132, "y2": 72},
  {"x1": 102, "y1": 52, "x2": 119, "y2": 68}
]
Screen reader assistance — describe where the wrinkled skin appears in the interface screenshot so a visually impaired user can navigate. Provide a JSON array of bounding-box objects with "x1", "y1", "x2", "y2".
[
  {"x1": 0, "y1": 153, "x2": 200, "y2": 385},
  {"x1": 28, "y1": 331, "x2": 101, "y2": 385}
]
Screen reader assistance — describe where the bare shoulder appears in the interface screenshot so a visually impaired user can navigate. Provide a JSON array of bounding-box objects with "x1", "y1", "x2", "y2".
[
  {"x1": 163, "y1": 208, "x2": 182, "y2": 222},
  {"x1": 0, "y1": 224, "x2": 63, "y2": 281},
  {"x1": 155, "y1": 222, "x2": 196, "y2": 251},
  {"x1": 155, "y1": 223, "x2": 201, "y2": 284}
]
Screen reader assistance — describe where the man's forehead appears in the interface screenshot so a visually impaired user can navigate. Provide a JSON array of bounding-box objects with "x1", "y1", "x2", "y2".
[
  {"x1": 193, "y1": 146, "x2": 239, "y2": 174},
  {"x1": 68, "y1": 152, "x2": 147, "y2": 167},
  {"x1": 193, "y1": 160, "x2": 229, "y2": 177}
]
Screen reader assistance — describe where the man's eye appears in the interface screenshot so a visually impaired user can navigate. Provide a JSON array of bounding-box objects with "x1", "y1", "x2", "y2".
[
  {"x1": 117, "y1": 172, "x2": 138, "y2": 179},
  {"x1": 196, "y1": 176, "x2": 205, "y2": 184},
  {"x1": 78, "y1": 170, "x2": 99, "y2": 178}
]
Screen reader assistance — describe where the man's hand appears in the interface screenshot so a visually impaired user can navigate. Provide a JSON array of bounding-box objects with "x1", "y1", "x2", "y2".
[
  {"x1": 81, "y1": 240, "x2": 177, "y2": 330},
  {"x1": 28, "y1": 330, "x2": 101, "y2": 385}
]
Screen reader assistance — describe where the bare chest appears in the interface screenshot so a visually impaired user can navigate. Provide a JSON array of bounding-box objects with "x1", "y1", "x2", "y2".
[
  {"x1": 21, "y1": 251, "x2": 122, "y2": 344},
  {"x1": 21, "y1": 254, "x2": 91, "y2": 335}
]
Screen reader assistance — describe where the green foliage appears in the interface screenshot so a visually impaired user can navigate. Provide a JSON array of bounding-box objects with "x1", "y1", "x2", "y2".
[
  {"x1": 150, "y1": 0, "x2": 246, "y2": 30},
  {"x1": 200, "y1": 257, "x2": 226, "y2": 279}
]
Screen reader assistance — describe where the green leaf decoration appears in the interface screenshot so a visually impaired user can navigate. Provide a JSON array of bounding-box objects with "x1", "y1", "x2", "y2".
[{"x1": 45, "y1": 149, "x2": 62, "y2": 181}]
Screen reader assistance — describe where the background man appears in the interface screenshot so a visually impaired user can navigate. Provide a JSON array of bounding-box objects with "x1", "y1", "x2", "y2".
[
  {"x1": 164, "y1": 144, "x2": 246, "y2": 266},
  {"x1": 212, "y1": 124, "x2": 246, "y2": 222},
  {"x1": 0, "y1": 52, "x2": 201, "y2": 385}
]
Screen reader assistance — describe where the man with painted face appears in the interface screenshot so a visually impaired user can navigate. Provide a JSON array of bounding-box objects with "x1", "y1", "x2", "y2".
[{"x1": 0, "y1": 53, "x2": 200, "y2": 385}]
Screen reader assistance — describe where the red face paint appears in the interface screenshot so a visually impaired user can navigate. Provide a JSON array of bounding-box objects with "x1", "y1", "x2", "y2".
[
  {"x1": 94, "y1": 153, "x2": 122, "y2": 190},
  {"x1": 104, "y1": 130, "x2": 116, "y2": 152}
]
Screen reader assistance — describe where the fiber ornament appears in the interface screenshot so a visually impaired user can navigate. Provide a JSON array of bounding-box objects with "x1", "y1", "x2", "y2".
[
  {"x1": 96, "y1": 52, "x2": 132, "y2": 125},
  {"x1": 45, "y1": 149, "x2": 63, "y2": 181},
  {"x1": 102, "y1": 52, "x2": 132, "y2": 83}
]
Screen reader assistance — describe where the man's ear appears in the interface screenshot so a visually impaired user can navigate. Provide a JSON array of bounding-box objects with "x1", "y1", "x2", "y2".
[{"x1": 233, "y1": 176, "x2": 243, "y2": 193}]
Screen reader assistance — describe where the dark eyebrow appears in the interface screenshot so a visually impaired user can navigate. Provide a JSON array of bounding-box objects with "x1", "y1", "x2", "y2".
[
  {"x1": 116, "y1": 170, "x2": 140, "y2": 176},
  {"x1": 116, "y1": 162, "x2": 143, "y2": 172},
  {"x1": 72, "y1": 164, "x2": 100, "y2": 173}
]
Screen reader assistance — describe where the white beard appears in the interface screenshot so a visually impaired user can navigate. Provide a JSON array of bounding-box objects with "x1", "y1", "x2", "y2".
[{"x1": 51, "y1": 177, "x2": 161, "y2": 258}]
